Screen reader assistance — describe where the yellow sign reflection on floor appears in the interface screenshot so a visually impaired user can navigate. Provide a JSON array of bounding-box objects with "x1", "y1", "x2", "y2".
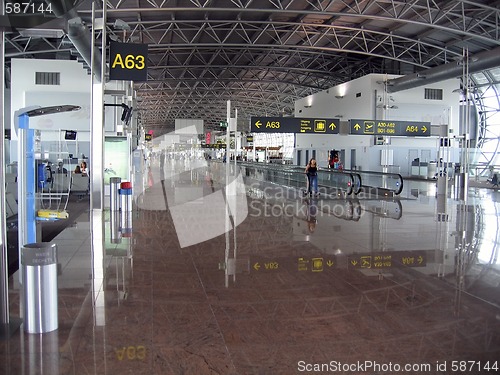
[
  {"x1": 348, "y1": 251, "x2": 426, "y2": 269},
  {"x1": 297, "y1": 257, "x2": 334, "y2": 272},
  {"x1": 311, "y1": 258, "x2": 323, "y2": 272},
  {"x1": 298, "y1": 257, "x2": 309, "y2": 271},
  {"x1": 253, "y1": 262, "x2": 279, "y2": 271}
]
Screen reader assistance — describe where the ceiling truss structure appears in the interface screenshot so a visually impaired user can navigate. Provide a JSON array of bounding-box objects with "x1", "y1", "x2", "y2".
[{"x1": 3, "y1": 0, "x2": 500, "y2": 134}]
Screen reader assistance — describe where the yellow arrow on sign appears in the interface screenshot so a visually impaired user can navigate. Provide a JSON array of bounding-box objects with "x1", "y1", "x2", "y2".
[
  {"x1": 255, "y1": 121, "x2": 262, "y2": 129},
  {"x1": 253, "y1": 262, "x2": 261, "y2": 271},
  {"x1": 418, "y1": 256, "x2": 424, "y2": 264},
  {"x1": 329, "y1": 122, "x2": 336, "y2": 130},
  {"x1": 354, "y1": 123, "x2": 361, "y2": 131},
  {"x1": 421, "y1": 125, "x2": 427, "y2": 133},
  {"x1": 351, "y1": 260, "x2": 358, "y2": 266},
  {"x1": 326, "y1": 260, "x2": 334, "y2": 267}
]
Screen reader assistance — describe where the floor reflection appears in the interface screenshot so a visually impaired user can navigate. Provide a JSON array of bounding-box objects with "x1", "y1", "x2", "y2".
[{"x1": 1, "y1": 156, "x2": 499, "y2": 374}]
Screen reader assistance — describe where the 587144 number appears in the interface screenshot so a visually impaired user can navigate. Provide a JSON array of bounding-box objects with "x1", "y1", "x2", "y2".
[
  {"x1": 451, "y1": 361, "x2": 498, "y2": 372},
  {"x1": 5, "y1": 1, "x2": 53, "y2": 15}
]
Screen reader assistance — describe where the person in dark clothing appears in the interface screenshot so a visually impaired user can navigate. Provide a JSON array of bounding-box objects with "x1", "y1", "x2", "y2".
[
  {"x1": 305, "y1": 158, "x2": 318, "y2": 196},
  {"x1": 56, "y1": 161, "x2": 67, "y2": 174},
  {"x1": 492, "y1": 173, "x2": 499, "y2": 187}
]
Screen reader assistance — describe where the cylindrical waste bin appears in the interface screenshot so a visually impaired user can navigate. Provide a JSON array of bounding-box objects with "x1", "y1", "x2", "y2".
[
  {"x1": 110, "y1": 177, "x2": 122, "y2": 211},
  {"x1": 427, "y1": 161, "x2": 437, "y2": 179},
  {"x1": 22, "y1": 243, "x2": 58, "y2": 334},
  {"x1": 120, "y1": 181, "x2": 133, "y2": 212}
]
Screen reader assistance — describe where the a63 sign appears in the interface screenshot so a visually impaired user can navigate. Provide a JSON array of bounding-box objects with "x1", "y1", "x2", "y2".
[{"x1": 109, "y1": 41, "x2": 148, "y2": 81}]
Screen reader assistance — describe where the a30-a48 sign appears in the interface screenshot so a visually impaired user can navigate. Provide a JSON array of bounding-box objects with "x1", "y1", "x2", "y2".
[{"x1": 349, "y1": 119, "x2": 430, "y2": 136}]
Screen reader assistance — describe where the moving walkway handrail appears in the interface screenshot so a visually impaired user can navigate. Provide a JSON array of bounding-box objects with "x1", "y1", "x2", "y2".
[
  {"x1": 342, "y1": 168, "x2": 404, "y2": 195},
  {"x1": 275, "y1": 165, "x2": 362, "y2": 195},
  {"x1": 240, "y1": 163, "x2": 402, "y2": 196},
  {"x1": 238, "y1": 162, "x2": 359, "y2": 196}
]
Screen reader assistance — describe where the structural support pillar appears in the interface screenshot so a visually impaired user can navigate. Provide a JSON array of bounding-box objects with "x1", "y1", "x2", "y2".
[
  {"x1": 0, "y1": 24, "x2": 22, "y2": 339},
  {"x1": 90, "y1": 1, "x2": 106, "y2": 210}
]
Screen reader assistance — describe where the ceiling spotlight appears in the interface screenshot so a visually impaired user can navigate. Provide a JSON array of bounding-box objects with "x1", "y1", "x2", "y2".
[
  {"x1": 113, "y1": 19, "x2": 131, "y2": 30},
  {"x1": 335, "y1": 95, "x2": 344, "y2": 99},
  {"x1": 304, "y1": 105, "x2": 312, "y2": 108}
]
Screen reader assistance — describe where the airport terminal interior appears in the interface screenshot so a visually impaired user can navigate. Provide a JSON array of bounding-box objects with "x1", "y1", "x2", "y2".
[{"x1": 1, "y1": 1, "x2": 500, "y2": 374}]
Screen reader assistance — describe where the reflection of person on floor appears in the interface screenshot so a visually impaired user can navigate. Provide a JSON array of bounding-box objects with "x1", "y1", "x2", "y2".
[
  {"x1": 148, "y1": 166, "x2": 154, "y2": 187},
  {"x1": 73, "y1": 165, "x2": 82, "y2": 174},
  {"x1": 306, "y1": 197, "x2": 318, "y2": 233}
]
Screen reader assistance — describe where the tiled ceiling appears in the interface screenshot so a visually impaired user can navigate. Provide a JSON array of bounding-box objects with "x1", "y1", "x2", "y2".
[{"x1": 3, "y1": 0, "x2": 500, "y2": 135}]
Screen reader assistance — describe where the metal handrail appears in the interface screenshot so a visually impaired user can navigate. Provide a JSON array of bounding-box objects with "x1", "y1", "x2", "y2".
[
  {"x1": 238, "y1": 162, "x2": 359, "y2": 196},
  {"x1": 342, "y1": 168, "x2": 404, "y2": 195}
]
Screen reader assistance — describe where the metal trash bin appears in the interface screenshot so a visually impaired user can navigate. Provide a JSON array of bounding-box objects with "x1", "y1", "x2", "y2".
[
  {"x1": 110, "y1": 177, "x2": 122, "y2": 211},
  {"x1": 21, "y1": 243, "x2": 58, "y2": 334},
  {"x1": 427, "y1": 161, "x2": 437, "y2": 179},
  {"x1": 120, "y1": 181, "x2": 133, "y2": 212}
]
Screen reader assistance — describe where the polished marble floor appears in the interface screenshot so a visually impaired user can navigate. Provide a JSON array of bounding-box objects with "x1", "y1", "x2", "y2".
[{"x1": 1, "y1": 156, "x2": 500, "y2": 374}]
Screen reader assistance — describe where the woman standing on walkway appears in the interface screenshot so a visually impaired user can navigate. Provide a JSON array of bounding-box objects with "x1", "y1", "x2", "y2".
[{"x1": 305, "y1": 158, "x2": 318, "y2": 196}]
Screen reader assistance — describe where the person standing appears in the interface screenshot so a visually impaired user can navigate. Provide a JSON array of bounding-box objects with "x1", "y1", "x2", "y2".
[
  {"x1": 159, "y1": 150, "x2": 165, "y2": 180},
  {"x1": 305, "y1": 158, "x2": 318, "y2": 196},
  {"x1": 328, "y1": 150, "x2": 335, "y2": 169},
  {"x1": 80, "y1": 161, "x2": 88, "y2": 175}
]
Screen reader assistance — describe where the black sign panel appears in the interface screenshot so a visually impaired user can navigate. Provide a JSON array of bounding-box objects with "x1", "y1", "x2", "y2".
[
  {"x1": 349, "y1": 119, "x2": 430, "y2": 136},
  {"x1": 202, "y1": 144, "x2": 225, "y2": 149},
  {"x1": 145, "y1": 134, "x2": 152, "y2": 141},
  {"x1": 251, "y1": 117, "x2": 339, "y2": 134},
  {"x1": 109, "y1": 42, "x2": 148, "y2": 81}
]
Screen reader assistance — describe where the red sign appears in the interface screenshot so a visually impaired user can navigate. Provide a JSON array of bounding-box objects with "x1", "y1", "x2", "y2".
[{"x1": 205, "y1": 132, "x2": 211, "y2": 144}]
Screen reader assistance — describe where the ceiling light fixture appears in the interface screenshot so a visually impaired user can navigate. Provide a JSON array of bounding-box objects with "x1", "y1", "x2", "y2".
[
  {"x1": 377, "y1": 104, "x2": 398, "y2": 109},
  {"x1": 19, "y1": 28, "x2": 65, "y2": 38}
]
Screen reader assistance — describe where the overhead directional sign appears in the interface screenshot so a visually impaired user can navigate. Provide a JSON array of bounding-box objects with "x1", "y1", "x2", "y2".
[
  {"x1": 109, "y1": 41, "x2": 148, "y2": 81},
  {"x1": 349, "y1": 119, "x2": 430, "y2": 137},
  {"x1": 251, "y1": 117, "x2": 339, "y2": 134}
]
